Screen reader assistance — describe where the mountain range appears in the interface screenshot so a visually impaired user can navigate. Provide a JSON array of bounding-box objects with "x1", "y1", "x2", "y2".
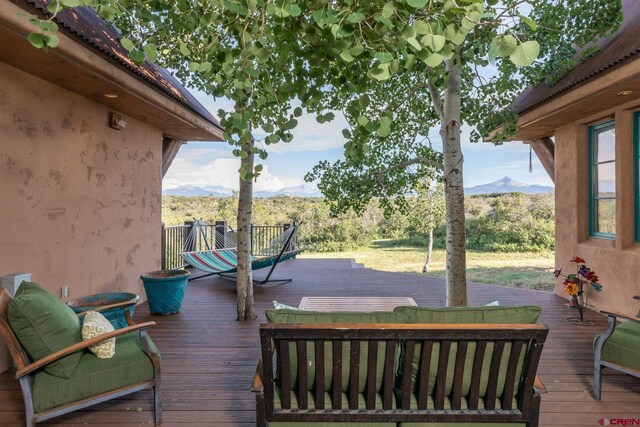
[
  {"x1": 163, "y1": 184, "x2": 323, "y2": 198},
  {"x1": 464, "y1": 177, "x2": 554, "y2": 195},
  {"x1": 163, "y1": 177, "x2": 553, "y2": 197}
]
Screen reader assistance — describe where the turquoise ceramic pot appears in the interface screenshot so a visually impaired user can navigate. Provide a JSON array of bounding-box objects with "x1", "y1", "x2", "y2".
[
  {"x1": 67, "y1": 292, "x2": 139, "y2": 329},
  {"x1": 140, "y1": 270, "x2": 190, "y2": 315}
]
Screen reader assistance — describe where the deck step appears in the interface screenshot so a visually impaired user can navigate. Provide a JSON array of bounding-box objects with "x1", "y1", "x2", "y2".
[{"x1": 350, "y1": 259, "x2": 366, "y2": 269}]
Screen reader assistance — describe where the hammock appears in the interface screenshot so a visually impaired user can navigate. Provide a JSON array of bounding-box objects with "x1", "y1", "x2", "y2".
[{"x1": 180, "y1": 221, "x2": 304, "y2": 285}]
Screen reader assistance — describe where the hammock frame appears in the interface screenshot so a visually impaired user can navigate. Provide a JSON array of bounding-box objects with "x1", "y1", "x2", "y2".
[{"x1": 184, "y1": 222, "x2": 303, "y2": 286}]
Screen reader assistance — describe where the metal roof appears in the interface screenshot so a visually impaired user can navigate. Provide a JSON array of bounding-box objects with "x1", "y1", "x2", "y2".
[
  {"x1": 516, "y1": 0, "x2": 640, "y2": 114},
  {"x1": 24, "y1": 0, "x2": 223, "y2": 132}
]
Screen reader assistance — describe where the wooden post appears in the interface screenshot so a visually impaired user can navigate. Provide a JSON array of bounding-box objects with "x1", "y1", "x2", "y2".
[
  {"x1": 162, "y1": 137, "x2": 184, "y2": 177},
  {"x1": 215, "y1": 220, "x2": 228, "y2": 249},
  {"x1": 184, "y1": 221, "x2": 195, "y2": 252},
  {"x1": 283, "y1": 223, "x2": 292, "y2": 251}
]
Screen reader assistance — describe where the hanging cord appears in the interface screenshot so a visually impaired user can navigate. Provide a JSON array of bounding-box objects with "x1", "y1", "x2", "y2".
[{"x1": 529, "y1": 145, "x2": 533, "y2": 173}]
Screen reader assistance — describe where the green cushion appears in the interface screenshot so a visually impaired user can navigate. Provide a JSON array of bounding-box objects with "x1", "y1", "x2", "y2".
[
  {"x1": 400, "y1": 423, "x2": 525, "y2": 427},
  {"x1": 394, "y1": 305, "x2": 542, "y2": 324},
  {"x1": 394, "y1": 306, "x2": 542, "y2": 407},
  {"x1": 32, "y1": 332, "x2": 158, "y2": 412},
  {"x1": 7, "y1": 282, "x2": 83, "y2": 378},
  {"x1": 596, "y1": 320, "x2": 640, "y2": 371},
  {"x1": 266, "y1": 309, "x2": 409, "y2": 394}
]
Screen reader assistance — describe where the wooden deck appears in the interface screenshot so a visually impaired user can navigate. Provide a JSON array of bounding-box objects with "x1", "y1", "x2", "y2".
[{"x1": 1, "y1": 258, "x2": 639, "y2": 426}]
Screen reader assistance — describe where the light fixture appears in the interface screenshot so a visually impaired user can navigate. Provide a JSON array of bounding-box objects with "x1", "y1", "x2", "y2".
[
  {"x1": 109, "y1": 112, "x2": 127, "y2": 130},
  {"x1": 616, "y1": 90, "x2": 633, "y2": 96},
  {"x1": 195, "y1": 137, "x2": 203, "y2": 140},
  {"x1": 103, "y1": 93, "x2": 119, "y2": 99}
]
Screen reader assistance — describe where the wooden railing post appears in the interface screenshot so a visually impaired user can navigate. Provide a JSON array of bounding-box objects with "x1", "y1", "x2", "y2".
[
  {"x1": 215, "y1": 220, "x2": 228, "y2": 249},
  {"x1": 161, "y1": 223, "x2": 166, "y2": 270},
  {"x1": 184, "y1": 221, "x2": 195, "y2": 252}
]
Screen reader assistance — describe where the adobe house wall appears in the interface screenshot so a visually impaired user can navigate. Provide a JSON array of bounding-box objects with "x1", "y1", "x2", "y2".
[
  {"x1": 554, "y1": 106, "x2": 640, "y2": 317},
  {"x1": 0, "y1": 60, "x2": 162, "y2": 300}
]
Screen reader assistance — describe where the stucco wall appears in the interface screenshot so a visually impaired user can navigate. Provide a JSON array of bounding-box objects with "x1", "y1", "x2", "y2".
[
  {"x1": 0, "y1": 61, "x2": 162, "y2": 300},
  {"x1": 554, "y1": 109, "x2": 640, "y2": 317}
]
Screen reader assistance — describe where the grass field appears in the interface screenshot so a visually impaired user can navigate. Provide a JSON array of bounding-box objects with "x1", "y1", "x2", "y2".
[{"x1": 301, "y1": 240, "x2": 555, "y2": 292}]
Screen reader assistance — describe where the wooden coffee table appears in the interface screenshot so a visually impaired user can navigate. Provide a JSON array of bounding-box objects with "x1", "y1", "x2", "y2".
[{"x1": 298, "y1": 296, "x2": 417, "y2": 312}]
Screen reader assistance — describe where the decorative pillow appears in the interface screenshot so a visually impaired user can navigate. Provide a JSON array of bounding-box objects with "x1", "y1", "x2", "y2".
[
  {"x1": 272, "y1": 300, "x2": 301, "y2": 310},
  {"x1": 82, "y1": 311, "x2": 116, "y2": 359},
  {"x1": 7, "y1": 282, "x2": 83, "y2": 378}
]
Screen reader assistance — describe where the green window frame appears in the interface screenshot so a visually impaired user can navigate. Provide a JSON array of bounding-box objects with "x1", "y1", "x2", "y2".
[{"x1": 588, "y1": 120, "x2": 616, "y2": 239}]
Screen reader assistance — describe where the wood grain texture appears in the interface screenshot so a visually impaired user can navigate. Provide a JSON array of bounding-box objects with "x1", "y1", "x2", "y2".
[{"x1": 0, "y1": 259, "x2": 638, "y2": 425}]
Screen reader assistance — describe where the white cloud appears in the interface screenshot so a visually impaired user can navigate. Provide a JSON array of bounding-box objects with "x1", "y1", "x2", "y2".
[{"x1": 163, "y1": 157, "x2": 301, "y2": 192}]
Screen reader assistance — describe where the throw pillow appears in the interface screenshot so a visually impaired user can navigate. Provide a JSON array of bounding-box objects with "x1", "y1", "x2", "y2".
[
  {"x1": 82, "y1": 311, "x2": 116, "y2": 359},
  {"x1": 272, "y1": 300, "x2": 301, "y2": 310},
  {"x1": 7, "y1": 282, "x2": 83, "y2": 378}
]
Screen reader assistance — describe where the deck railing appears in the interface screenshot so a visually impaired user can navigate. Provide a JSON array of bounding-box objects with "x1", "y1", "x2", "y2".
[{"x1": 161, "y1": 221, "x2": 301, "y2": 270}]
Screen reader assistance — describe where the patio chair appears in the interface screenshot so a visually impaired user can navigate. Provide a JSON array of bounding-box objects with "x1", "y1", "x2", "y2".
[
  {"x1": 0, "y1": 284, "x2": 162, "y2": 426},
  {"x1": 593, "y1": 295, "x2": 640, "y2": 400}
]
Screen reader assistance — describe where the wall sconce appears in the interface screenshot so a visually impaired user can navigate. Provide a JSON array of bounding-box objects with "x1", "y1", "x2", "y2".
[{"x1": 109, "y1": 112, "x2": 127, "y2": 130}]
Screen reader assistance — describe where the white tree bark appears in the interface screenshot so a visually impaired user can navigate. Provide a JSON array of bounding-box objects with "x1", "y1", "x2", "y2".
[
  {"x1": 441, "y1": 59, "x2": 467, "y2": 307},
  {"x1": 236, "y1": 138, "x2": 257, "y2": 321},
  {"x1": 422, "y1": 228, "x2": 434, "y2": 273}
]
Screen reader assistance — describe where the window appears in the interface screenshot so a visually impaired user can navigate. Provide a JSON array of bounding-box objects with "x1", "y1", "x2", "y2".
[{"x1": 589, "y1": 121, "x2": 616, "y2": 238}]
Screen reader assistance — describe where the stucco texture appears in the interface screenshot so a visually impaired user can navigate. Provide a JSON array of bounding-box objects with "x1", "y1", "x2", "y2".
[
  {"x1": 554, "y1": 118, "x2": 640, "y2": 318},
  {"x1": 0, "y1": 61, "x2": 162, "y2": 299}
]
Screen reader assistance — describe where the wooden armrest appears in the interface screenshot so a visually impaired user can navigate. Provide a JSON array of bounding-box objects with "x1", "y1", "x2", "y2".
[
  {"x1": 251, "y1": 357, "x2": 264, "y2": 392},
  {"x1": 534, "y1": 375, "x2": 547, "y2": 394},
  {"x1": 75, "y1": 297, "x2": 139, "y2": 318},
  {"x1": 600, "y1": 310, "x2": 640, "y2": 324},
  {"x1": 15, "y1": 321, "x2": 155, "y2": 378}
]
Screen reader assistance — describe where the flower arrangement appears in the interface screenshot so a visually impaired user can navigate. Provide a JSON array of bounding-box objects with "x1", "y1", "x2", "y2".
[{"x1": 554, "y1": 256, "x2": 602, "y2": 322}]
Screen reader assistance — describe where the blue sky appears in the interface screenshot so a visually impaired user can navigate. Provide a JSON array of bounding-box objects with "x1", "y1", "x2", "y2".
[{"x1": 163, "y1": 90, "x2": 554, "y2": 192}]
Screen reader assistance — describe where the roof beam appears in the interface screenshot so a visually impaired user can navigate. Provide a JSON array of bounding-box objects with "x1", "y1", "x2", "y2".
[
  {"x1": 525, "y1": 137, "x2": 555, "y2": 183},
  {"x1": 162, "y1": 137, "x2": 184, "y2": 178}
]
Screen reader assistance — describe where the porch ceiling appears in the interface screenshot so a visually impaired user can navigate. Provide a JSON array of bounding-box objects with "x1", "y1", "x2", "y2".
[{"x1": 1, "y1": 258, "x2": 638, "y2": 425}]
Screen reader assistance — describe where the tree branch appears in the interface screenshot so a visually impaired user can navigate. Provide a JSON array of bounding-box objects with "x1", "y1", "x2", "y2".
[{"x1": 426, "y1": 81, "x2": 444, "y2": 121}]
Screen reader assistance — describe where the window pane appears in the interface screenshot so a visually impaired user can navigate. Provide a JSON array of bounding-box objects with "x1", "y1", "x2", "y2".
[
  {"x1": 595, "y1": 126, "x2": 615, "y2": 162},
  {"x1": 594, "y1": 199, "x2": 616, "y2": 235},
  {"x1": 596, "y1": 162, "x2": 616, "y2": 197}
]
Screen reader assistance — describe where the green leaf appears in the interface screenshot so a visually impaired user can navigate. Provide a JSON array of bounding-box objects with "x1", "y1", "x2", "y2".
[
  {"x1": 413, "y1": 21, "x2": 431, "y2": 35},
  {"x1": 284, "y1": 3, "x2": 302, "y2": 17},
  {"x1": 120, "y1": 37, "x2": 135, "y2": 52},
  {"x1": 369, "y1": 63, "x2": 391, "y2": 81},
  {"x1": 28, "y1": 33, "x2": 46, "y2": 49},
  {"x1": 406, "y1": 0, "x2": 428, "y2": 8},
  {"x1": 349, "y1": 44, "x2": 365, "y2": 56},
  {"x1": 342, "y1": 128, "x2": 351, "y2": 138},
  {"x1": 374, "y1": 52, "x2": 394, "y2": 63},
  {"x1": 509, "y1": 40, "x2": 540, "y2": 67},
  {"x1": 46, "y1": 34, "x2": 59, "y2": 48},
  {"x1": 421, "y1": 34, "x2": 446, "y2": 52},
  {"x1": 143, "y1": 43, "x2": 158, "y2": 62},
  {"x1": 254, "y1": 164, "x2": 264, "y2": 172},
  {"x1": 357, "y1": 115, "x2": 369, "y2": 126},
  {"x1": 179, "y1": 43, "x2": 191, "y2": 57},
  {"x1": 376, "y1": 117, "x2": 392, "y2": 137},
  {"x1": 340, "y1": 50, "x2": 355, "y2": 62},
  {"x1": 519, "y1": 15, "x2": 537, "y2": 31},
  {"x1": 423, "y1": 52, "x2": 444, "y2": 67},
  {"x1": 347, "y1": 12, "x2": 366, "y2": 23},
  {"x1": 407, "y1": 37, "x2": 422, "y2": 51},
  {"x1": 294, "y1": 107, "x2": 303, "y2": 117},
  {"x1": 286, "y1": 118, "x2": 298, "y2": 129},
  {"x1": 488, "y1": 35, "x2": 517, "y2": 59},
  {"x1": 129, "y1": 49, "x2": 146, "y2": 64},
  {"x1": 382, "y1": 2, "x2": 395, "y2": 18}
]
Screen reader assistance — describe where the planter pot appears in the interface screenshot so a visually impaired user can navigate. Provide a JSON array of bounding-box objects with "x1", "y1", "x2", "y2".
[
  {"x1": 140, "y1": 270, "x2": 191, "y2": 315},
  {"x1": 67, "y1": 292, "x2": 139, "y2": 329}
]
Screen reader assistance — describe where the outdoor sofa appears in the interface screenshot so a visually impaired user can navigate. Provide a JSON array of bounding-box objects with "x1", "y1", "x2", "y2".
[{"x1": 253, "y1": 305, "x2": 548, "y2": 426}]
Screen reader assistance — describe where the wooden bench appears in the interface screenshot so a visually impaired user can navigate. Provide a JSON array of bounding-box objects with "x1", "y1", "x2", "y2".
[{"x1": 252, "y1": 323, "x2": 548, "y2": 426}]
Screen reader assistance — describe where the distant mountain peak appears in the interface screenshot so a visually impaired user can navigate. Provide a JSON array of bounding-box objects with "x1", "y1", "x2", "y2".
[{"x1": 465, "y1": 176, "x2": 553, "y2": 195}]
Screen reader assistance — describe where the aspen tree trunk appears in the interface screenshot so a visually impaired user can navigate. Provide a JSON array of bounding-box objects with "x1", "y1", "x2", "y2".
[
  {"x1": 422, "y1": 228, "x2": 434, "y2": 273},
  {"x1": 236, "y1": 137, "x2": 257, "y2": 321},
  {"x1": 441, "y1": 59, "x2": 467, "y2": 306}
]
